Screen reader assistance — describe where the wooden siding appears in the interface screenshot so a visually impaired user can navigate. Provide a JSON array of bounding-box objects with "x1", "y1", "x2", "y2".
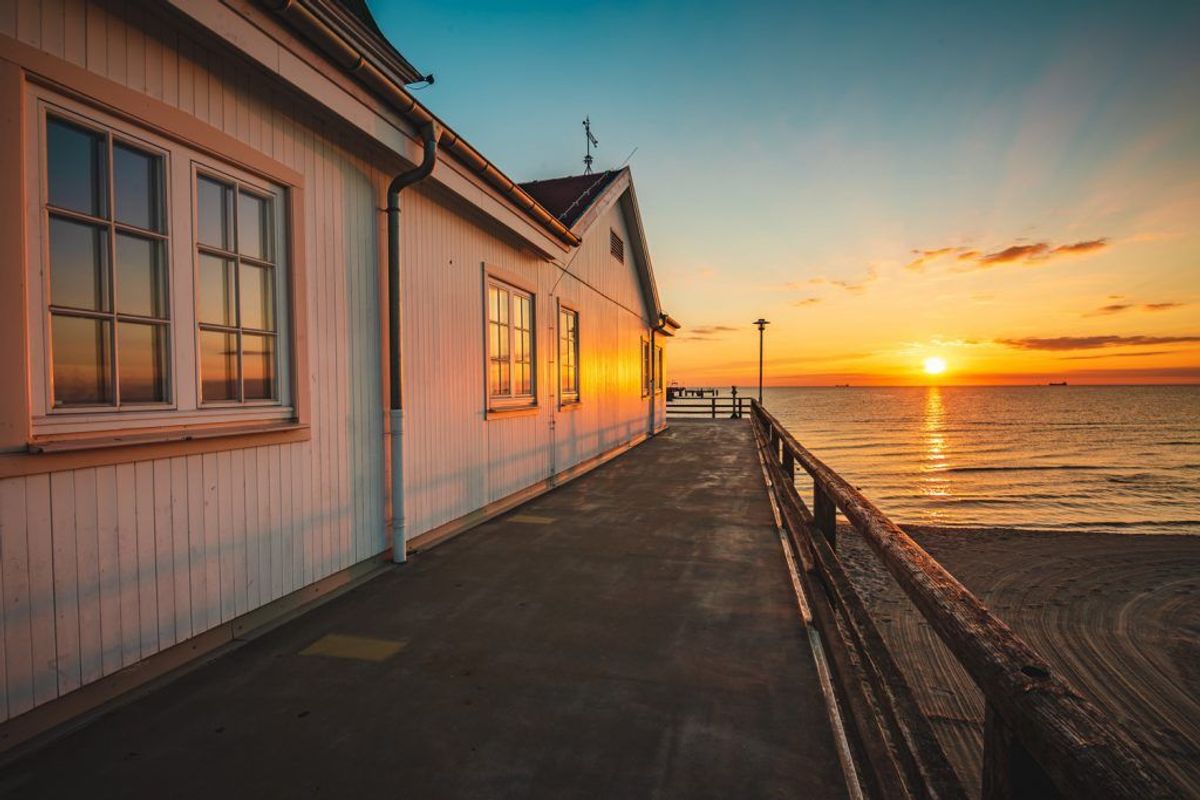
[
  {"x1": 0, "y1": 0, "x2": 385, "y2": 722},
  {"x1": 401, "y1": 193, "x2": 660, "y2": 537},
  {"x1": 0, "y1": 0, "x2": 667, "y2": 725}
]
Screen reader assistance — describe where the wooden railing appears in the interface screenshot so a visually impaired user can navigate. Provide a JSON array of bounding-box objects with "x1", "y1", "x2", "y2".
[
  {"x1": 665, "y1": 386, "x2": 747, "y2": 418},
  {"x1": 748, "y1": 400, "x2": 1171, "y2": 800}
]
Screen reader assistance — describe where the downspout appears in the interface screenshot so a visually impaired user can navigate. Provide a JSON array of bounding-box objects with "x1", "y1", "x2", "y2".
[{"x1": 388, "y1": 123, "x2": 439, "y2": 563}]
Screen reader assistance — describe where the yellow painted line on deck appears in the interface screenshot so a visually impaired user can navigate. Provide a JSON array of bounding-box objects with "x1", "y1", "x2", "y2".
[
  {"x1": 509, "y1": 514, "x2": 556, "y2": 525},
  {"x1": 299, "y1": 634, "x2": 407, "y2": 662}
]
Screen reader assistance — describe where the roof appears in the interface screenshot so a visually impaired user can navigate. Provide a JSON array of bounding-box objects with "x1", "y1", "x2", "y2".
[
  {"x1": 332, "y1": 0, "x2": 428, "y2": 85},
  {"x1": 519, "y1": 171, "x2": 622, "y2": 228}
]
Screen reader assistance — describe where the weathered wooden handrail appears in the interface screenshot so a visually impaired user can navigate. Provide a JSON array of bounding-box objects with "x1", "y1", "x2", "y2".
[{"x1": 749, "y1": 400, "x2": 1172, "y2": 799}]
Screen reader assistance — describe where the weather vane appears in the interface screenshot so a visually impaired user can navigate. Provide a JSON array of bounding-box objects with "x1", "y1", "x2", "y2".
[{"x1": 582, "y1": 116, "x2": 599, "y2": 174}]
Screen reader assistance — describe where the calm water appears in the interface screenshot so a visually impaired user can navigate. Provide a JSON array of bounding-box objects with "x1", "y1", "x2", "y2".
[{"x1": 752, "y1": 386, "x2": 1200, "y2": 535}]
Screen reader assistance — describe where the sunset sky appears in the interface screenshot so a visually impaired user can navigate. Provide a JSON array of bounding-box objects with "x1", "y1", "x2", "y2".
[{"x1": 370, "y1": 1, "x2": 1200, "y2": 385}]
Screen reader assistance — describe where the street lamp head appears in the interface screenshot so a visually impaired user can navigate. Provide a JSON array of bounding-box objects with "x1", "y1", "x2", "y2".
[{"x1": 753, "y1": 318, "x2": 770, "y2": 331}]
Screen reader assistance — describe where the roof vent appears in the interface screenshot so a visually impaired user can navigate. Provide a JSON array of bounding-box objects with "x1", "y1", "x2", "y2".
[{"x1": 610, "y1": 229, "x2": 625, "y2": 263}]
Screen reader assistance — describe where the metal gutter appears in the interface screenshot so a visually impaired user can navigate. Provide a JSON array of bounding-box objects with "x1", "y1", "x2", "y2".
[{"x1": 270, "y1": 0, "x2": 581, "y2": 248}]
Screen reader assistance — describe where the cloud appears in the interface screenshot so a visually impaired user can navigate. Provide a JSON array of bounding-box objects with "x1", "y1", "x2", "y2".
[
  {"x1": 1085, "y1": 301, "x2": 1186, "y2": 316},
  {"x1": 792, "y1": 297, "x2": 822, "y2": 307},
  {"x1": 687, "y1": 325, "x2": 738, "y2": 335},
  {"x1": 997, "y1": 335, "x2": 1200, "y2": 351},
  {"x1": 830, "y1": 266, "x2": 878, "y2": 294},
  {"x1": 978, "y1": 242, "x2": 1051, "y2": 264},
  {"x1": 1050, "y1": 239, "x2": 1108, "y2": 256},
  {"x1": 906, "y1": 237, "x2": 1110, "y2": 273},
  {"x1": 1061, "y1": 350, "x2": 1175, "y2": 360},
  {"x1": 906, "y1": 247, "x2": 963, "y2": 272},
  {"x1": 1084, "y1": 303, "x2": 1133, "y2": 316}
]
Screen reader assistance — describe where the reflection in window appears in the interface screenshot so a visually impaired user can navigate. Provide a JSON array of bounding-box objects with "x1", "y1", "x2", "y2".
[
  {"x1": 195, "y1": 174, "x2": 280, "y2": 403},
  {"x1": 487, "y1": 280, "x2": 535, "y2": 404},
  {"x1": 45, "y1": 115, "x2": 170, "y2": 407},
  {"x1": 559, "y1": 306, "x2": 579, "y2": 403}
]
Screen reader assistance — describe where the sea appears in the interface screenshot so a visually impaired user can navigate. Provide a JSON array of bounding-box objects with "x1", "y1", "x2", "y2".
[{"x1": 749, "y1": 385, "x2": 1200, "y2": 535}]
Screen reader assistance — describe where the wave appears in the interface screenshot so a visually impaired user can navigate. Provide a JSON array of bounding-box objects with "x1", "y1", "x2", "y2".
[{"x1": 937, "y1": 464, "x2": 1110, "y2": 473}]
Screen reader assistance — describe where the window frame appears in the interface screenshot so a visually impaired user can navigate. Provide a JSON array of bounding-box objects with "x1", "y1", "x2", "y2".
[
  {"x1": 38, "y1": 108, "x2": 176, "y2": 412},
  {"x1": 654, "y1": 343, "x2": 664, "y2": 395},
  {"x1": 557, "y1": 301, "x2": 580, "y2": 407},
  {"x1": 484, "y1": 275, "x2": 537, "y2": 411},
  {"x1": 21, "y1": 82, "x2": 304, "y2": 449},
  {"x1": 190, "y1": 162, "x2": 291, "y2": 410},
  {"x1": 640, "y1": 337, "x2": 652, "y2": 398}
]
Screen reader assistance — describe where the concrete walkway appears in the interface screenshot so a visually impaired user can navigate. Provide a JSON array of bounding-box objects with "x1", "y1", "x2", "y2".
[{"x1": 0, "y1": 421, "x2": 848, "y2": 799}]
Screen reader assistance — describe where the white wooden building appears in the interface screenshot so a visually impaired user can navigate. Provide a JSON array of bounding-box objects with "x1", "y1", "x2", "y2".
[{"x1": 0, "y1": 0, "x2": 676, "y2": 737}]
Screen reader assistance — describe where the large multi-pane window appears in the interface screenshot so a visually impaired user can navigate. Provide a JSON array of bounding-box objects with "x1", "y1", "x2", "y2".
[
  {"x1": 30, "y1": 91, "x2": 293, "y2": 437},
  {"x1": 45, "y1": 116, "x2": 170, "y2": 407},
  {"x1": 558, "y1": 305, "x2": 579, "y2": 404},
  {"x1": 195, "y1": 174, "x2": 280, "y2": 403},
  {"x1": 487, "y1": 279, "x2": 535, "y2": 405},
  {"x1": 654, "y1": 344, "x2": 664, "y2": 395}
]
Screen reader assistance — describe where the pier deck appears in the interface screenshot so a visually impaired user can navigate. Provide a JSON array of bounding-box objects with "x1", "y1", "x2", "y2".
[{"x1": 0, "y1": 421, "x2": 848, "y2": 800}]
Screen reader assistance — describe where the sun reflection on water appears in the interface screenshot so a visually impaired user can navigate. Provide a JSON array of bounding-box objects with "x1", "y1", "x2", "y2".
[{"x1": 921, "y1": 387, "x2": 951, "y2": 510}]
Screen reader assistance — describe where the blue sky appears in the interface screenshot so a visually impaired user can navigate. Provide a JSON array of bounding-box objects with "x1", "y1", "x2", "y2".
[{"x1": 368, "y1": 1, "x2": 1200, "y2": 384}]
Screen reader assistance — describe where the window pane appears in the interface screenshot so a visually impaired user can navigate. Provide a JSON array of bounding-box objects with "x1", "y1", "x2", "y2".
[
  {"x1": 487, "y1": 286, "x2": 499, "y2": 323},
  {"x1": 499, "y1": 361, "x2": 510, "y2": 395},
  {"x1": 237, "y1": 191, "x2": 269, "y2": 261},
  {"x1": 488, "y1": 360, "x2": 502, "y2": 397},
  {"x1": 197, "y1": 254, "x2": 235, "y2": 325},
  {"x1": 113, "y1": 144, "x2": 163, "y2": 231},
  {"x1": 118, "y1": 321, "x2": 168, "y2": 403},
  {"x1": 515, "y1": 295, "x2": 529, "y2": 329},
  {"x1": 49, "y1": 216, "x2": 110, "y2": 311},
  {"x1": 197, "y1": 176, "x2": 231, "y2": 250},
  {"x1": 47, "y1": 118, "x2": 106, "y2": 217},
  {"x1": 497, "y1": 289, "x2": 509, "y2": 324},
  {"x1": 239, "y1": 262, "x2": 275, "y2": 331},
  {"x1": 116, "y1": 233, "x2": 167, "y2": 318},
  {"x1": 242, "y1": 333, "x2": 276, "y2": 400},
  {"x1": 52, "y1": 314, "x2": 112, "y2": 406},
  {"x1": 199, "y1": 329, "x2": 238, "y2": 402},
  {"x1": 518, "y1": 363, "x2": 530, "y2": 395}
]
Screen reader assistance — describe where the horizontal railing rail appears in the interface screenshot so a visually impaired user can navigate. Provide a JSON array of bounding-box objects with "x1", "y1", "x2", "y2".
[
  {"x1": 749, "y1": 399, "x2": 1171, "y2": 800},
  {"x1": 666, "y1": 386, "x2": 747, "y2": 418}
]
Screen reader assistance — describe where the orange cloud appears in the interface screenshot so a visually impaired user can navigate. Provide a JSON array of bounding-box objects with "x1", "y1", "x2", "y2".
[
  {"x1": 997, "y1": 334, "x2": 1200, "y2": 351},
  {"x1": 907, "y1": 238, "x2": 1111, "y2": 272}
]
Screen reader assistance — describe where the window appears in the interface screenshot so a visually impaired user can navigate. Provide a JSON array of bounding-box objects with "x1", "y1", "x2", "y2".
[
  {"x1": 640, "y1": 338, "x2": 651, "y2": 397},
  {"x1": 195, "y1": 173, "x2": 281, "y2": 403},
  {"x1": 654, "y1": 344, "x2": 664, "y2": 395},
  {"x1": 610, "y1": 229, "x2": 624, "y2": 263},
  {"x1": 487, "y1": 279, "x2": 535, "y2": 406},
  {"x1": 44, "y1": 116, "x2": 171, "y2": 408},
  {"x1": 558, "y1": 305, "x2": 579, "y2": 404},
  {"x1": 28, "y1": 91, "x2": 294, "y2": 439}
]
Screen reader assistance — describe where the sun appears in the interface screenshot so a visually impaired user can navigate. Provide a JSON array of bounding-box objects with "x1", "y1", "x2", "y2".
[{"x1": 924, "y1": 356, "x2": 947, "y2": 376}]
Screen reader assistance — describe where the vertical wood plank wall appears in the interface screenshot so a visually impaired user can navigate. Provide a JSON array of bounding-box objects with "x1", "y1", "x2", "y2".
[
  {"x1": 401, "y1": 193, "x2": 661, "y2": 538},
  {"x1": 0, "y1": 0, "x2": 386, "y2": 722},
  {"x1": 0, "y1": 0, "x2": 667, "y2": 725}
]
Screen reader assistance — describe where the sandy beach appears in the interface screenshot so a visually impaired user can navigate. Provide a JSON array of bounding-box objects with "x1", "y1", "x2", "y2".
[{"x1": 838, "y1": 526, "x2": 1200, "y2": 797}]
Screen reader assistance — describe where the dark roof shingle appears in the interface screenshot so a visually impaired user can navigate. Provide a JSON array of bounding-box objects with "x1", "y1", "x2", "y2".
[{"x1": 519, "y1": 170, "x2": 622, "y2": 228}]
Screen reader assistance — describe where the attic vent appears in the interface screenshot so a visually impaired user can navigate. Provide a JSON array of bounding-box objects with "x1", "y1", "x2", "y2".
[{"x1": 610, "y1": 229, "x2": 625, "y2": 263}]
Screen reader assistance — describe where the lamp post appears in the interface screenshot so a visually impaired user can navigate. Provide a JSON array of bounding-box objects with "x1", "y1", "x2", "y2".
[{"x1": 753, "y1": 318, "x2": 769, "y2": 404}]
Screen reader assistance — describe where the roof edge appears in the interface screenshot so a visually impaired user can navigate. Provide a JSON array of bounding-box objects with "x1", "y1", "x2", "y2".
[{"x1": 267, "y1": 0, "x2": 580, "y2": 248}]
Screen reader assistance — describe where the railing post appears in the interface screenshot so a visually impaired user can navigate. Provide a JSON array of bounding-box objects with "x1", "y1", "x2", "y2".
[
  {"x1": 982, "y1": 703, "x2": 1060, "y2": 800},
  {"x1": 782, "y1": 446, "x2": 794, "y2": 483},
  {"x1": 711, "y1": 395, "x2": 716, "y2": 419},
  {"x1": 813, "y1": 482, "x2": 836, "y2": 548}
]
